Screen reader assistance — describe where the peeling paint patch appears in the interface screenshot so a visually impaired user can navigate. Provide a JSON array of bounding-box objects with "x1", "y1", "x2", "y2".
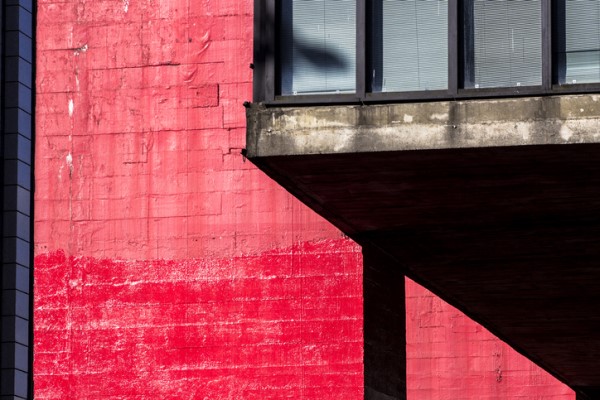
[
  {"x1": 123, "y1": 0, "x2": 129, "y2": 12},
  {"x1": 430, "y1": 113, "x2": 449, "y2": 121},
  {"x1": 68, "y1": 99, "x2": 74, "y2": 117},
  {"x1": 516, "y1": 123, "x2": 530, "y2": 141},
  {"x1": 403, "y1": 114, "x2": 414, "y2": 123},
  {"x1": 560, "y1": 125, "x2": 573, "y2": 141},
  {"x1": 73, "y1": 44, "x2": 88, "y2": 56},
  {"x1": 66, "y1": 153, "x2": 73, "y2": 176},
  {"x1": 279, "y1": 113, "x2": 349, "y2": 129}
]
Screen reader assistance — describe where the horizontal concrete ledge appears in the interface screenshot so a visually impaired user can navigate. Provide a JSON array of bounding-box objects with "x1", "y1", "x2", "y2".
[{"x1": 246, "y1": 94, "x2": 600, "y2": 158}]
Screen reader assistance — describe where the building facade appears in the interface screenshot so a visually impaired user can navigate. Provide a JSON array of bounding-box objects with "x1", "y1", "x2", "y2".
[{"x1": 19, "y1": 0, "x2": 579, "y2": 399}]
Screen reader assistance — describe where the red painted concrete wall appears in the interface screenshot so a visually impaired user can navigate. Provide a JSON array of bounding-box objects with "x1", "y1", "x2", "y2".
[
  {"x1": 34, "y1": 0, "x2": 574, "y2": 399},
  {"x1": 406, "y1": 280, "x2": 574, "y2": 400}
]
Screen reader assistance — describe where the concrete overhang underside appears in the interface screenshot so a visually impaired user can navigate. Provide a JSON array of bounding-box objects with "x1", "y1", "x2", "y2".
[{"x1": 246, "y1": 94, "x2": 600, "y2": 399}]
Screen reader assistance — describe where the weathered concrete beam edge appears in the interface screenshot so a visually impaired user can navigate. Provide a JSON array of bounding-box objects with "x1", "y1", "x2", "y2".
[{"x1": 246, "y1": 94, "x2": 600, "y2": 158}]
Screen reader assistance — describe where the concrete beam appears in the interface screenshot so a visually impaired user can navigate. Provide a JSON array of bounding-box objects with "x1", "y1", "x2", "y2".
[{"x1": 247, "y1": 94, "x2": 600, "y2": 158}]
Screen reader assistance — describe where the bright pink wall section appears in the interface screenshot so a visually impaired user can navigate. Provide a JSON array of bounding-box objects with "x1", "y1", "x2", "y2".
[{"x1": 34, "y1": 0, "x2": 574, "y2": 399}]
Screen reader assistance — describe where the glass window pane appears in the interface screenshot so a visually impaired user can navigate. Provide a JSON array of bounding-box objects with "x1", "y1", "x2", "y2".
[
  {"x1": 464, "y1": 0, "x2": 542, "y2": 89},
  {"x1": 556, "y1": 0, "x2": 600, "y2": 85},
  {"x1": 371, "y1": 0, "x2": 448, "y2": 92},
  {"x1": 280, "y1": 0, "x2": 356, "y2": 95}
]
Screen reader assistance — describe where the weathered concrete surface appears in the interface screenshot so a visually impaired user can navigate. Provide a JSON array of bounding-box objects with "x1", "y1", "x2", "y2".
[
  {"x1": 247, "y1": 94, "x2": 600, "y2": 158},
  {"x1": 246, "y1": 94, "x2": 600, "y2": 399}
]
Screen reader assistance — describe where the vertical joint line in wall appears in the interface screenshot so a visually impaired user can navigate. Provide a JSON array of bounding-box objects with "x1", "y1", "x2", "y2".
[
  {"x1": 185, "y1": 5, "x2": 191, "y2": 258},
  {"x1": 68, "y1": 135, "x2": 73, "y2": 255},
  {"x1": 294, "y1": 203, "x2": 306, "y2": 397},
  {"x1": 185, "y1": 132, "x2": 190, "y2": 259},
  {"x1": 67, "y1": 0, "x2": 82, "y2": 257}
]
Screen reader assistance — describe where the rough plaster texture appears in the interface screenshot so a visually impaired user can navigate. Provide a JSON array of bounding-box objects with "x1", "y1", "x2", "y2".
[
  {"x1": 35, "y1": 240, "x2": 364, "y2": 399},
  {"x1": 406, "y1": 280, "x2": 574, "y2": 400},
  {"x1": 35, "y1": 0, "x2": 573, "y2": 398}
]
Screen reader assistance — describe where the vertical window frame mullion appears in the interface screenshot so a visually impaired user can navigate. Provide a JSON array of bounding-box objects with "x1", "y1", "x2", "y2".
[
  {"x1": 462, "y1": 0, "x2": 475, "y2": 89},
  {"x1": 253, "y1": 0, "x2": 265, "y2": 101},
  {"x1": 254, "y1": 0, "x2": 276, "y2": 102},
  {"x1": 542, "y1": 0, "x2": 552, "y2": 90},
  {"x1": 553, "y1": 0, "x2": 566, "y2": 85},
  {"x1": 357, "y1": 0, "x2": 367, "y2": 99},
  {"x1": 266, "y1": 0, "x2": 276, "y2": 101},
  {"x1": 448, "y1": 0, "x2": 459, "y2": 95}
]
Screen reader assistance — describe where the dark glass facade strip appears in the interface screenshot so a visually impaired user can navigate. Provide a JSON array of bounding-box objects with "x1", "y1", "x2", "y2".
[{"x1": 1, "y1": 1, "x2": 34, "y2": 398}]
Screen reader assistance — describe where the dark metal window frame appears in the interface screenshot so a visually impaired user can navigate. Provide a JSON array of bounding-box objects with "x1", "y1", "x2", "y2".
[{"x1": 253, "y1": 0, "x2": 600, "y2": 105}]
